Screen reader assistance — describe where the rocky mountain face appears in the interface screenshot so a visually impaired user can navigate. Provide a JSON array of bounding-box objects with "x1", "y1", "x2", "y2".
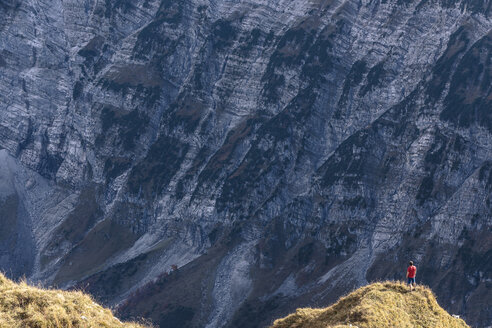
[{"x1": 0, "y1": 0, "x2": 491, "y2": 327}]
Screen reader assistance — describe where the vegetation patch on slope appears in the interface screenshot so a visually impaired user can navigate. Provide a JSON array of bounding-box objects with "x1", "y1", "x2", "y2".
[
  {"x1": 0, "y1": 273, "x2": 149, "y2": 328},
  {"x1": 271, "y1": 281, "x2": 469, "y2": 328}
]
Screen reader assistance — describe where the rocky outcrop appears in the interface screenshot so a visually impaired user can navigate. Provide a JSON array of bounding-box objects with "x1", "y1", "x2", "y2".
[{"x1": 0, "y1": 0, "x2": 490, "y2": 327}]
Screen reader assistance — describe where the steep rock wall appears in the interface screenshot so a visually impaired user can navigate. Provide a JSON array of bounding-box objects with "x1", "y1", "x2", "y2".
[{"x1": 0, "y1": 0, "x2": 491, "y2": 327}]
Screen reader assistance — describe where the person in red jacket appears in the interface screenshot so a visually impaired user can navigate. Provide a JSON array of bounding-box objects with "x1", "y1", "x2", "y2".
[{"x1": 406, "y1": 261, "x2": 417, "y2": 291}]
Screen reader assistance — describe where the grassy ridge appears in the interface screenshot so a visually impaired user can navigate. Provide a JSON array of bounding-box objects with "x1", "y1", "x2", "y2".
[
  {"x1": 271, "y1": 281, "x2": 469, "y2": 328},
  {"x1": 0, "y1": 273, "x2": 149, "y2": 328}
]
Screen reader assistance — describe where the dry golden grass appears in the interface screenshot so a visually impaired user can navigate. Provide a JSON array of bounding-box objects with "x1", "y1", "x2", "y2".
[
  {"x1": 0, "y1": 273, "x2": 150, "y2": 328},
  {"x1": 271, "y1": 281, "x2": 470, "y2": 328}
]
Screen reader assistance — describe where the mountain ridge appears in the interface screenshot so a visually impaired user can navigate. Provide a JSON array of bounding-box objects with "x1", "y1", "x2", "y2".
[
  {"x1": 271, "y1": 281, "x2": 470, "y2": 328},
  {"x1": 0, "y1": 273, "x2": 149, "y2": 328},
  {"x1": 0, "y1": 0, "x2": 490, "y2": 327}
]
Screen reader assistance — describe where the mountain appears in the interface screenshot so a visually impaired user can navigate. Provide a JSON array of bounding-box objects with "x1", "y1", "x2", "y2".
[
  {"x1": 0, "y1": 273, "x2": 148, "y2": 328},
  {"x1": 271, "y1": 281, "x2": 470, "y2": 328},
  {"x1": 0, "y1": 0, "x2": 490, "y2": 327}
]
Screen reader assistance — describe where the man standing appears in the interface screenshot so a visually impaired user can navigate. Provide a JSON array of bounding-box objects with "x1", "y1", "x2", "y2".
[{"x1": 406, "y1": 261, "x2": 417, "y2": 291}]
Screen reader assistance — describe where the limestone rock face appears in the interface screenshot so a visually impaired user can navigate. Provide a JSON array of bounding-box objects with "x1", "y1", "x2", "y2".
[{"x1": 0, "y1": 0, "x2": 490, "y2": 327}]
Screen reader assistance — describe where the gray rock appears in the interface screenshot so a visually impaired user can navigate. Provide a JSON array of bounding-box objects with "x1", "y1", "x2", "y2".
[{"x1": 0, "y1": 0, "x2": 491, "y2": 327}]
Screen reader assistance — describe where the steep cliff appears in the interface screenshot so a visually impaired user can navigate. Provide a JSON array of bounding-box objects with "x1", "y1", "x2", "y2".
[{"x1": 0, "y1": 0, "x2": 490, "y2": 327}]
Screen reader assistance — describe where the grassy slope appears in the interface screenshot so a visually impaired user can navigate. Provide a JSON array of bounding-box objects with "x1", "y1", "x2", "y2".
[
  {"x1": 271, "y1": 281, "x2": 470, "y2": 328},
  {"x1": 0, "y1": 273, "x2": 149, "y2": 328}
]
